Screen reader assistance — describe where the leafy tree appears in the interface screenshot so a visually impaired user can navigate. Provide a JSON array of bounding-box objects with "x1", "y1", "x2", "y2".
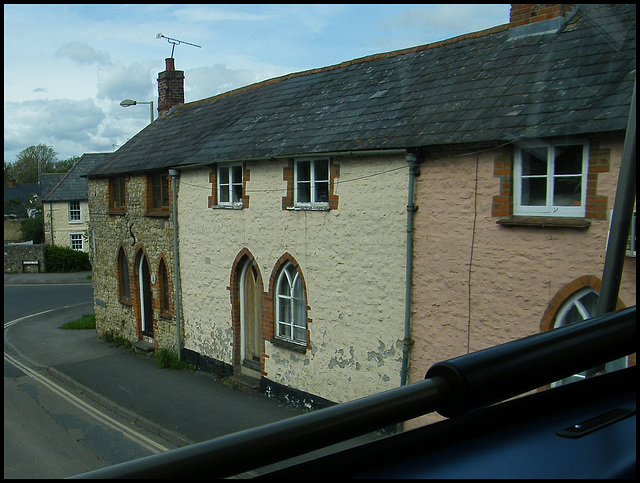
[
  {"x1": 53, "y1": 155, "x2": 81, "y2": 173},
  {"x1": 20, "y1": 214, "x2": 45, "y2": 244},
  {"x1": 9, "y1": 144, "x2": 58, "y2": 184}
]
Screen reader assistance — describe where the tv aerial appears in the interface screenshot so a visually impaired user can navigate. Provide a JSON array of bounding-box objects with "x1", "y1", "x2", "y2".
[{"x1": 156, "y1": 33, "x2": 201, "y2": 58}]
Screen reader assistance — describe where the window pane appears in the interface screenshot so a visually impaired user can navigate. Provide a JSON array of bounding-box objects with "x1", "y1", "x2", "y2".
[
  {"x1": 521, "y1": 148, "x2": 547, "y2": 176},
  {"x1": 554, "y1": 145, "x2": 583, "y2": 175},
  {"x1": 314, "y1": 160, "x2": 329, "y2": 182},
  {"x1": 521, "y1": 177, "x2": 546, "y2": 206},
  {"x1": 298, "y1": 182, "x2": 311, "y2": 203},
  {"x1": 219, "y1": 167, "x2": 229, "y2": 184},
  {"x1": 220, "y1": 185, "x2": 230, "y2": 203},
  {"x1": 297, "y1": 161, "x2": 311, "y2": 181},
  {"x1": 232, "y1": 166, "x2": 242, "y2": 183},
  {"x1": 315, "y1": 181, "x2": 329, "y2": 202},
  {"x1": 579, "y1": 290, "x2": 598, "y2": 315},
  {"x1": 554, "y1": 177, "x2": 581, "y2": 206}
]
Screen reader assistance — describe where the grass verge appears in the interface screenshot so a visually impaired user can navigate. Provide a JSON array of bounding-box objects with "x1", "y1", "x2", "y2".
[{"x1": 59, "y1": 313, "x2": 96, "y2": 330}]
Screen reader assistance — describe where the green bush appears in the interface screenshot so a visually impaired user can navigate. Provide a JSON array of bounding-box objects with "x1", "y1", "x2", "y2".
[
  {"x1": 45, "y1": 244, "x2": 92, "y2": 272},
  {"x1": 20, "y1": 215, "x2": 45, "y2": 243},
  {"x1": 155, "y1": 348, "x2": 194, "y2": 371}
]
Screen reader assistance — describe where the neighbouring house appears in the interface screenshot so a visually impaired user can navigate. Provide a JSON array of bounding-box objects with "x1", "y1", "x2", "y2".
[
  {"x1": 42, "y1": 153, "x2": 111, "y2": 253},
  {"x1": 86, "y1": 4, "x2": 635, "y2": 411},
  {"x1": 4, "y1": 179, "x2": 42, "y2": 242}
]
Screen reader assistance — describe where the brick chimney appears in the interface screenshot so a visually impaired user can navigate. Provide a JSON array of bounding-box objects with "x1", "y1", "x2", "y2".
[
  {"x1": 9, "y1": 178, "x2": 17, "y2": 187},
  {"x1": 509, "y1": 4, "x2": 576, "y2": 28},
  {"x1": 157, "y1": 58, "x2": 185, "y2": 118}
]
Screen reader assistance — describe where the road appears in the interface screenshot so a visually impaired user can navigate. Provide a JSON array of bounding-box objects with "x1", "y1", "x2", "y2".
[{"x1": 3, "y1": 280, "x2": 178, "y2": 478}]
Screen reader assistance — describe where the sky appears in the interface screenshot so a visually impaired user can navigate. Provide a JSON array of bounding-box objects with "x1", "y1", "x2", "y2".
[{"x1": 4, "y1": 4, "x2": 511, "y2": 165}]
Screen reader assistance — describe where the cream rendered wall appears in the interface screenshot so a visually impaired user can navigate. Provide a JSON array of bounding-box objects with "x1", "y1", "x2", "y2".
[
  {"x1": 45, "y1": 200, "x2": 90, "y2": 251},
  {"x1": 178, "y1": 155, "x2": 409, "y2": 404},
  {"x1": 410, "y1": 136, "x2": 635, "y2": 387}
]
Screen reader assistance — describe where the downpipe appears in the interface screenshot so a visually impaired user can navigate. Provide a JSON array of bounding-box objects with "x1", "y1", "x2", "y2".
[{"x1": 401, "y1": 152, "x2": 419, "y2": 386}]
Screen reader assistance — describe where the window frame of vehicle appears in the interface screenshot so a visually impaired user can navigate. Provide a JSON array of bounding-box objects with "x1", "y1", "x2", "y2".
[
  {"x1": 68, "y1": 200, "x2": 81, "y2": 222},
  {"x1": 217, "y1": 163, "x2": 243, "y2": 208},
  {"x1": 275, "y1": 262, "x2": 307, "y2": 346},
  {"x1": 294, "y1": 158, "x2": 330, "y2": 209},
  {"x1": 513, "y1": 139, "x2": 588, "y2": 217},
  {"x1": 552, "y1": 287, "x2": 628, "y2": 386}
]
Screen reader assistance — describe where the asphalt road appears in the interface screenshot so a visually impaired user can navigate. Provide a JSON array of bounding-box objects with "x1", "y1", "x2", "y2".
[{"x1": 3, "y1": 279, "x2": 179, "y2": 478}]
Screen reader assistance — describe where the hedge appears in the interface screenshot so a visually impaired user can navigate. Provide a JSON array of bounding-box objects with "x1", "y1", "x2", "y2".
[{"x1": 45, "y1": 245, "x2": 92, "y2": 272}]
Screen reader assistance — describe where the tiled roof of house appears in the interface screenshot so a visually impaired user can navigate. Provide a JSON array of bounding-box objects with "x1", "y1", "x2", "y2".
[
  {"x1": 44, "y1": 153, "x2": 111, "y2": 201},
  {"x1": 88, "y1": 4, "x2": 635, "y2": 177}
]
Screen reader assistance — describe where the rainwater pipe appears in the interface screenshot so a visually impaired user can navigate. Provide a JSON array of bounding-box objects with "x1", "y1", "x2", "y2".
[
  {"x1": 401, "y1": 152, "x2": 419, "y2": 386},
  {"x1": 169, "y1": 169, "x2": 183, "y2": 361}
]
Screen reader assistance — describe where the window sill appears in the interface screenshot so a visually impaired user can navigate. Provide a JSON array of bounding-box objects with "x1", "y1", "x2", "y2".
[
  {"x1": 286, "y1": 205, "x2": 330, "y2": 212},
  {"x1": 145, "y1": 211, "x2": 170, "y2": 218},
  {"x1": 269, "y1": 337, "x2": 307, "y2": 353},
  {"x1": 497, "y1": 216, "x2": 591, "y2": 229},
  {"x1": 211, "y1": 204, "x2": 243, "y2": 210},
  {"x1": 109, "y1": 209, "x2": 127, "y2": 216},
  {"x1": 118, "y1": 297, "x2": 132, "y2": 307}
]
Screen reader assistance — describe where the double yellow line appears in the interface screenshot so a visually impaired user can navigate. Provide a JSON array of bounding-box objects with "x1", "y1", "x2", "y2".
[{"x1": 4, "y1": 308, "x2": 170, "y2": 455}]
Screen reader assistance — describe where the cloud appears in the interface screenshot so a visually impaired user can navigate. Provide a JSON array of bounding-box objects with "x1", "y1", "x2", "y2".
[
  {"x1": 97, "y1": 62, "x2": 158, "y2": 103},
  {"x1": 54, "y1": 41, "x2": 111, "y2": 66},
  {"x1": 4, "y1": 99, "x2": 108, "y2": 161}
]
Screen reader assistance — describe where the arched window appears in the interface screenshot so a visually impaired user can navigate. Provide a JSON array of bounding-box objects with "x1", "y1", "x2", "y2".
[
  {"x1": 158, "y1": 258, "x2": 170, "y2": 315},
  {"x1": 552, "y1": 287, "x2": 627, "y2": 386},
  {"x1": 276, "y1": 262, "x2": 306, "y2": 344},
  {"x1": 118, "y1": 247, "x2": 131, "y2": 302}
]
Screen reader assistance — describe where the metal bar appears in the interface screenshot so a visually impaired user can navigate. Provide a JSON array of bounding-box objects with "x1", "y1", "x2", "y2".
[
  {"x1": 597, "y1": 79, "x2": 636, "y2": 315},
  {"x1": 426, "y1": 306, "x2": 636, "y2": 417},
  {"x1": 71, "y1": 306, "x2": 635, "y2": 479},
  {"x1": 70, "y1": 376, "x2": 452, "y2": 479}
]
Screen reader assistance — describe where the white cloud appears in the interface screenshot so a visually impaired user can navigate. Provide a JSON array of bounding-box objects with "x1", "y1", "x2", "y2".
[{"x1": 54, "y1": 41, "x2": 111, "y2": 66}]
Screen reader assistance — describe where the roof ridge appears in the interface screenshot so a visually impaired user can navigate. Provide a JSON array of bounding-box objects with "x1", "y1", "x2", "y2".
[{"x1": 174, "y1": 22, "x2": 510, "y2": 113}]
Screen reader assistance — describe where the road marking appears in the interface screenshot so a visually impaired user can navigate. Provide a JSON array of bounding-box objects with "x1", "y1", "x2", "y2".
[
  {"x1": 4, "y1": 351, "x2": 169, "y2": 454},
  {"x1": 3, "y1": 302, "x2": 93, "y2": 329}
]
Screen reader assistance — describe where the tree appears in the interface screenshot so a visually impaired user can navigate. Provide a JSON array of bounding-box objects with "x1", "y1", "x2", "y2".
[
  {"x1": 53, "y1": 155, "x2": 81, "y2": 173},
  {"x1": 10, "y1": 144, "x2": 58, "y2": 184},
  {"x1": 20, "y1": 214, "x2": 45, "y2": 244}
]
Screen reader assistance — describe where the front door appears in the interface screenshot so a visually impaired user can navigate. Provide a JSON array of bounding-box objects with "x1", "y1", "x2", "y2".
[
  {"x1": 241, "y1": 260, "x2": 262, "y2": 372},
  {"x1": 139, "y1": 253, "x2": 154, "y2": 337}
]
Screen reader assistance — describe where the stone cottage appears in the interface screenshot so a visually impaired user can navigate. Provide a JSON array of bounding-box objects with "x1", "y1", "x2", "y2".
[{"x1": 86, "y1": 4, "x2": 635, "y2": 410}]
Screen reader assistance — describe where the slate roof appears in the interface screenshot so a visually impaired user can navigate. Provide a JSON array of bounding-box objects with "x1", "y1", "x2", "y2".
[
  {"x1": 43, "y1": 153, "x2": 111, "y2": 201},
  {"x1": 88, "y1": 4, "x2": 635, "y2": 178},
  {"x1": 4, "y1": 184, "x2": 41, "y2": 217}
]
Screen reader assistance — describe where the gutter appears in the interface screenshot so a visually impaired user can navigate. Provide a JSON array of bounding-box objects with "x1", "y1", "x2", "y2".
[{"x1": 401, "y1": 152, "x2": 419, "y2": 386}]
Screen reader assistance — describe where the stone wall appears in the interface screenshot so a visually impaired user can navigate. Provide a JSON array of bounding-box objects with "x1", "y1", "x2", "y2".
[
  {"x1": 88, "y1": 175, "x2": 179, "y2": 351},
  {"x1": 4, "y1": 243, "x2": 47, "y2": 273}
]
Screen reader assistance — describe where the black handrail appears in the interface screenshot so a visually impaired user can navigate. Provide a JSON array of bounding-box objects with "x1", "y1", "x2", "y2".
[{"x1": 71, "y1": 306, "x2": 635, "y2": 479}]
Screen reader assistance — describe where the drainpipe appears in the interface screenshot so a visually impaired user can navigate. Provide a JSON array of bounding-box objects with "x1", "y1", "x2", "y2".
[
  {"x1": 401, "y1": 152, "x2": 419, "y2": 386},
  {"x1": 169, "y1": 169, "x2": 183, "y2": 361}
]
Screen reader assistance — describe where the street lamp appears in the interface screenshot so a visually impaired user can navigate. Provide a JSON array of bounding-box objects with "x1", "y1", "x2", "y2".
[{"x1": 120, "y1": 99, "x2": 154, "y2": 123}]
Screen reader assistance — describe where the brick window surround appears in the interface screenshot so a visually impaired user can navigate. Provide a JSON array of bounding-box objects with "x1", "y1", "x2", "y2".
[
  {"x1": 116, "y1": 245, "x2": 132, "y2": 304},
  {"x1": 493, "y1": 139, "x2": 611, "y2": 224},
  {"x1": 157, "y1": 256, "x2": 174, "y2": 319},
  {"x1": 209, "y1": 164, "x2": 250, "y2": 209},
  {"x1": 540, "y1": 275, "x2": 626, "y2": 332},
  {"x1": 228, "y1": 249, "x2": 265, "y2": 370},
  {"x1": 108, "y1": 177, "x2": 128, "y2": 214},
  {"x1": 282, "y1": 159, "x2": 340, "y2": 210},
  {"x1": 146, "y1": 173, "x2": 171, "y2": 216}
]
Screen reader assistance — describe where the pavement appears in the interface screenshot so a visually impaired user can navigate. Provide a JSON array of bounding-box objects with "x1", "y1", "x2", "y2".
[{"x1": 4, "y1": 271, "x2": 309, "y2": 466}]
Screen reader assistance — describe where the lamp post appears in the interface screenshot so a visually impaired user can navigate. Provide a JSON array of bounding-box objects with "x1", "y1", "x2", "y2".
[{"x1": 120, "y1": 99, "x2": 154, "y2": 123}]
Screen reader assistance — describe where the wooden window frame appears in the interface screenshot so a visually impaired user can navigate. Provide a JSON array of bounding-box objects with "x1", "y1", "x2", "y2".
[
  {"x1": 147, "y1": 173, "x2": 170, "y2": 215},
  {"x1": 108, "y1": 177, "x2": 127, "y2": 214}
]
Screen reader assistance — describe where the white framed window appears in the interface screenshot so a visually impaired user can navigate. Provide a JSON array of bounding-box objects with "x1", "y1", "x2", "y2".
[
  {"x1": 294, "y1": 159, "x2": 329, "y2": 208},
  {"x1": 513, "y1": 139, "x2": 588, "y2": 217},
  {"x1": 276, "y1": 263, "x2": 306, "y2": 345},
  {"x1": 552, "y1": 287, "x2": 627, "y2": 386},
  {"x1": 218, "y1": 163, "x2": 243, "y2": 207},
  {"x1": 69, "y1": 201, "x2": 81, "y2": 222},
  {"x1": 70, "y1": 232, "x2": 84, "y2": 251}
]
